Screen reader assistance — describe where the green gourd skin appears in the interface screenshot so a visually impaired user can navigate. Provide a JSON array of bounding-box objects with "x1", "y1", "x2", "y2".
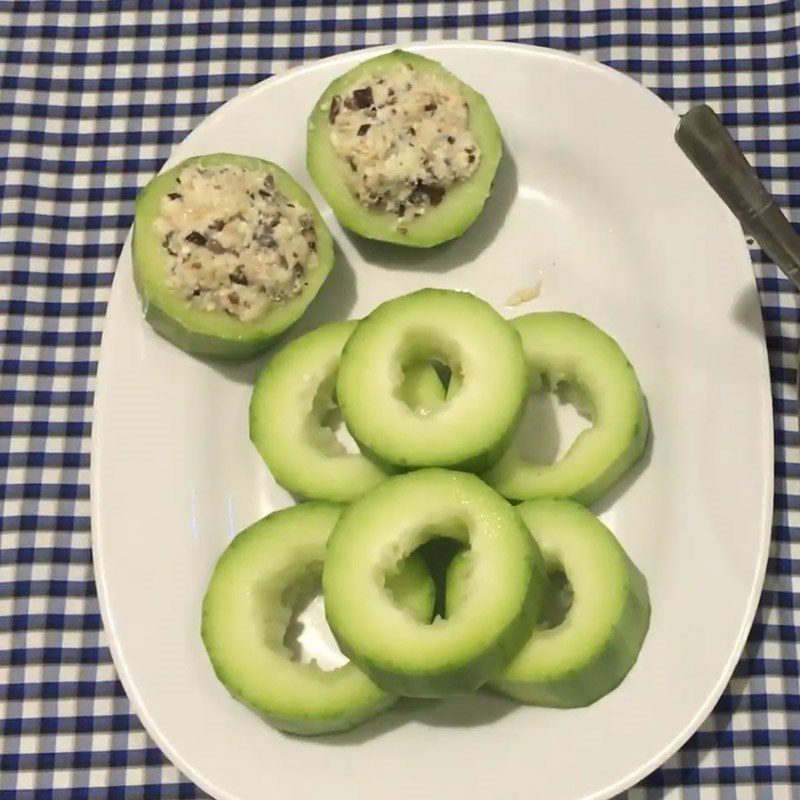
[
  {"x1": 335, "y1": 289, "x2": 528, "y2": 472},
  {"x1": 483, "y1": 312, "x2": 649, "y2": 505},
  {"x1": 323, "y1": 469, "x2": 547, "y2": 698},
  {"x1": 307, "y1": 50, "x2": 502, "y2": 248},
  {"x1": 446, "y1": 499, "x2": 651, "y2": 708},
  {"x1": 201, "y1": 503, "x2": 436, "y2": 735},
  {"x1": 133, "y1": 153, "x2": 335, "y2": 361},
  {"x1": 249, "y1": 320, "x2": 446, "y2": 503}
]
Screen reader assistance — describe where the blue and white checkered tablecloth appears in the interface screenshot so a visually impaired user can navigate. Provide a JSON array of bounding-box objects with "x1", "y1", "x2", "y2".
[{"x1": 1, "y1": 2, "x2": 798, "y2": 798}]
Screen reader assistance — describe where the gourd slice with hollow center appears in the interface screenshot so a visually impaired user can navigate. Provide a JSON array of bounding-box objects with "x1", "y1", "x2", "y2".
[
  {"x1": 322, "y1": 469, "x2": 546, "y2": 698},
  {"x1": 250, "y1": 320, "x2": 445, "y2": 503},
  {"x1": 307, "y1": 49, "x2": 502, "y2": 247},
  {"x1": 336, "y1": 289, "x2": 527, "y2": 472},
  {"x1": 447, "y1": 499, "x2": 651, "y2": 707},
  {"x1": 133, "y1": 153, "x2": 334, "y2": 360},
  {"x1": 201, "y1": 502, "x2": 435, "y2": 735},
  {"x1": 483, "y1": 312, "x2": 649, "y2": 505}
]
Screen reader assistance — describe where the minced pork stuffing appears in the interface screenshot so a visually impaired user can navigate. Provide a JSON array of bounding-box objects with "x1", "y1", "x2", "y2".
[
  {"x1": 154, "y1": 164, "x2": 317, "y2": 322},
  {"x1": 328, "y1": 62, "x2": 481, "y2": 227}
]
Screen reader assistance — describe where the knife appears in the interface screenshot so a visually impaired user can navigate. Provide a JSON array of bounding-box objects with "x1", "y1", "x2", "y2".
[{"x1": 674, "y1": 104, "x2": 800, "y2": 291}]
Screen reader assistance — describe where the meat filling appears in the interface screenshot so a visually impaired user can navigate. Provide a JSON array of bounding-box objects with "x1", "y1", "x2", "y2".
[
  {"x1": 328, "y1": 63, "x2": 481, "y2": 228},
  {"x1": 153, "y1": 164, "x2": 317, "y2": 322}
]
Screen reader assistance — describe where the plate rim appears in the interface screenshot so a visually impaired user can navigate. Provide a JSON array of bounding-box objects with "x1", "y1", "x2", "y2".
[{"x1": 90, "y1": 38, "x2": 774, "y2": 800}]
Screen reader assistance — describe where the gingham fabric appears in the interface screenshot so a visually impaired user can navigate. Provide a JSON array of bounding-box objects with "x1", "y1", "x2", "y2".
[{"x1": 1, "y1": 2, "x2": 798, "y2": 798}]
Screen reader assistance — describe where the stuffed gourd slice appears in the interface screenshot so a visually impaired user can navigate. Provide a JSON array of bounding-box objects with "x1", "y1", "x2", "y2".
[
  {"x1": 307, "y1": 49, "x2": 502, "y2": 247},
  {"x1": 133, "y1": 153, "x2": 334, "y2": 360}
]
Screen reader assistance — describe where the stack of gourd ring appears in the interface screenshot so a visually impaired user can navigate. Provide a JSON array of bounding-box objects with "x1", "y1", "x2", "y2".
[
  {"x1": 128, "y1": 45, "x2": 653, "y2": 736},
  {"x1": 201, "y1": 287, "x2": 652, "y2": 735}
]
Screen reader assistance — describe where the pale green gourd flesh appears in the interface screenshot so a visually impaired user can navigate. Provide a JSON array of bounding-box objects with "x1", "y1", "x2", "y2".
[{"x1": 201, "y1": 503, "x2": 436, "y2": 735}]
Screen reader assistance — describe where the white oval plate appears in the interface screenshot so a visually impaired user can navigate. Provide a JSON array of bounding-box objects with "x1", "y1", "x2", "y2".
[{"x1": 91, "y1": 41, "x2": 773, "y2": 800}]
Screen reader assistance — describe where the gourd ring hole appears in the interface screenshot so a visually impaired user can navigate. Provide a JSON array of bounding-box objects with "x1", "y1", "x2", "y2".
[
  {"x1": 379, "y1": 518, "x2": 471, "y2": 622},
  {"x1": 394, "y1": 328, "x2": 465, "y2": 411},
  {"x1": 539, "y1": 559, "x2": 574, "y2": 631},
  {"x1": 309, "y1": 370, "x2": 359, "y2": 456},
  {"x1": 251, "y1": 562, "x2": 344, "y2": 672},
  {"x1": 513, "y1": 370, "x2": 595, "y2": 465}
]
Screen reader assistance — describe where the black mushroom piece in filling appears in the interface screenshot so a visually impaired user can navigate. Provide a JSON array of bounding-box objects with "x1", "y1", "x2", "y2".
[
  {"x1": 185, "y1": 231, "x2": 208, "y2": 246},
  {"x1": 424, "y1": 185, "x2": 445, "y2": 206},
  {"x1": 351, "y1": 86, "x2": 374, "y2": 109},
  {"x1": 408, "y1": 182, "x2": 446, "y2": 209},
  {"x1": 205, "y1": 239, "x2": 226, "y2": 255},
  {"x1": 329, "y1": 95, "x2": 341, "y2": 124},
  {"x1": 229, "y1": 266, "x2": 249, "y2": 286},
  {"x1": 162, "y1": 232, "x2": 177, "y2": 256}
]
